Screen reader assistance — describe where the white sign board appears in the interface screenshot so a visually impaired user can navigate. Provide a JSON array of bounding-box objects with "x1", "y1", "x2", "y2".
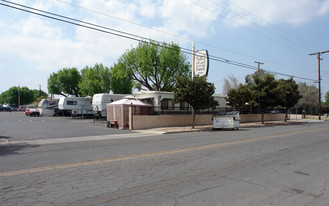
[{"x1": 195, "y1": 50, "x2": 209, "y2": 77}]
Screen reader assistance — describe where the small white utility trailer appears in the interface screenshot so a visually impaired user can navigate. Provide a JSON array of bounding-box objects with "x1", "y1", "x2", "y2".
[{"x1": 213, "y1": 111, "x2": 240, "y2": 130}]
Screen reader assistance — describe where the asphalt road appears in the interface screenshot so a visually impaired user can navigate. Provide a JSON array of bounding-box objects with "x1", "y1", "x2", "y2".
[
  {"x1": 0, "y1": 113, "x2": 329, "y2": 205},
  {"x1": 0, "y1": 112, "x2": 133, "y2": 141}
]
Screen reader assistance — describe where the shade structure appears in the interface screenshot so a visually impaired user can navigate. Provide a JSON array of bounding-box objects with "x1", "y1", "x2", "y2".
[{"x1": 107, "y1": 96, "x2": 152, "y2": 129}]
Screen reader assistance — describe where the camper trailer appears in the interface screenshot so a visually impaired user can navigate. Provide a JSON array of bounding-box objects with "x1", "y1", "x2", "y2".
[
  {"x1": 58, "y1": 96, "x2": 93, "y2": 117},
  {"x1": 38, "y1": 98, "x2": 60, "y2": 116},
  {"x1": 92, "y1": 94, "x2": 126, "y2": 117}
]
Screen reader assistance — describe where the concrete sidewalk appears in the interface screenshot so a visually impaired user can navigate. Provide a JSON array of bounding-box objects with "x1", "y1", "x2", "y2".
[{"x1": 135, "y1": 119, "x2": 325, "y2": 134}]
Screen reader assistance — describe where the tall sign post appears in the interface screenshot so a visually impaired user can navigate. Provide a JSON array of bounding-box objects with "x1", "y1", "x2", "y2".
[
  {"x1": 191, "y1": 43, "x2": 209, "y2": 119},
  {"x1": 191, "y1": 43, "x2": 209, "y2": 78}
]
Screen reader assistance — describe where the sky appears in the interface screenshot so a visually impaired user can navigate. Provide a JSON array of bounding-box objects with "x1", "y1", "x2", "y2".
[{"x1": 1, "y1": 0, "x2": 329, "y2": 99}]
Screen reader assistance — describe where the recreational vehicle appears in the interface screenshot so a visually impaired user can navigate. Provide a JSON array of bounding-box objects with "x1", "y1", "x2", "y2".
[
  {"x1": 38, "y1": 99, "x2": 59, "y2": 116},
  {"x1": 92, "y1": 93, "x2": 126, "y2": 117},
  {"x1": 58, "y1": 96, "x2": 93, "y2": 117}
]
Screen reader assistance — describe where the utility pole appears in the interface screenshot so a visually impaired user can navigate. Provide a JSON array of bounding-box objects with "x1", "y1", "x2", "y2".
[
  {"x1": 18, "y1": 84, "x2": 20, "y2": 109},
  {"x1": 309, "y1": 50, "x2": 329, "y2": 120},
  {"x1": 254, "y1": 61, "x2": 264, "y2": 75},
  {"x1": 37, "y1": 84, "x2": 41, "y2": 97}
]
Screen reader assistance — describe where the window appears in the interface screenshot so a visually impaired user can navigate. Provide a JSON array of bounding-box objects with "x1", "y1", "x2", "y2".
[
  {"x1": 180, "y1": 102, "x2": 189, "y2": 110},
  {"x1": 161, "y1": 99, "x2": 174, "y2": 110},
  {"x1": 140, "y1": 98, "x2": 154, "y2": 105},
  {"x1": 67, "y1": 101, "x2": 77, "y2": 105}
]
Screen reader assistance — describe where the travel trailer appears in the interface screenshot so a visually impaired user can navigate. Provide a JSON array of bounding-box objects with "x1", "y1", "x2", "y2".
[
  {"x1": 38, "y1": 99, "x2": 60, "y2": 116},
  {"x1": 92, "y1": 93, "x2": 126, "y2": 117},
  {"x1": 58, "y1": 96, "x2": 93, "y2": 117}
]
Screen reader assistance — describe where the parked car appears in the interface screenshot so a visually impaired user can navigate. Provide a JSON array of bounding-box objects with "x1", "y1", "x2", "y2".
[
  {"x1": 0, "y1": 106, "x2": 11, "y2": 112},
  {"x1": 25, "y1": 108, "x2": 40, "y2": 116}
]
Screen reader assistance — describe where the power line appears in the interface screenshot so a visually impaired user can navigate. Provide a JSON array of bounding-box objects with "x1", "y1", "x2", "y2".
[
  {"x1": 0, "y1": 1, "x2": 317, "y2": 83},
  {"x1": 187, "y1": 0, "x2": 313, "y2": 55},
  {"x1": 205, "y1": 0, "x2": 316, "y2": 52},
  {"x1": 53, "y1": 0, "x2": 314, "y2": 73},
  {"x1": 224, "y1": 0, "x2": 323, "y2": 51}
]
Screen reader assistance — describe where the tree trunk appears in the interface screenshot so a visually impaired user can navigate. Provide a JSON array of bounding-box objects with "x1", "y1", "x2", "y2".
[
  {"x1": 192, "y1": 113, "x2": 196, "y2": 129},
  {"x1": 284, "y1": 109, "x2": 288, "y2": 122},
  {"x1": 261, "y1": 109, "x2": 265, "y2": 124}
]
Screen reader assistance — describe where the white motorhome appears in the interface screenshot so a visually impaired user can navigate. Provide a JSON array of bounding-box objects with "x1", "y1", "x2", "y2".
[
  {"x1": 92, "y1": 93, "x2": 126, "y2": 117},
  {"x1": 58, "y1": 96, "x2": 93, "y2": 117},
  {"x1": 38, "y1": 98, "x2": 59, "y2": 116}
]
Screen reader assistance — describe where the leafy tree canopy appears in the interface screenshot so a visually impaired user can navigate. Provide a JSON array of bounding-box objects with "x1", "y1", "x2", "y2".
[
  {"x1": 48, "y1": 68, "x2": 81, "y2": 97},
  {"x1": 249, "y1": 73, "x2": 278, "y2": 124},
  {"x1": 0, "y1": 86, "x2": 47, "y2": 106},
  {"x1": 118, "y1": 40, "x2": 191, "y2": 92},
  {"x1": 277, "y1": 78, "x2": 301, "y2": 121},
  {"x1": 226, "y1": 83, "x2": 251, "y2": 109},
  {"x1": 173, "y1": 75, "x2": 218, "y2": 128},
  {"x1": 110, "y1": 62, "x2": 134, "y2": 94},
  {"x1": 250, "y1": 74, "x2": 278, "y2": 111},
  {"x1": 298, "y1": 82, "x2": 318, "y2": 108},
  {"x1": 245, "y1": 69, "x2": 267, "y2": 85},
  {"x1": 79, "y1": 63, "x2": 111, "y2": 96}
]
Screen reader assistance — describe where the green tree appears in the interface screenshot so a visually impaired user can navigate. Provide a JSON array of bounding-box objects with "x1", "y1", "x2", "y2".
[
  {"x1": 0, "y1": 86, "x2": 47, "y2": 106},
  {"x1": 245, "y1": 69, "x2": 267, "y2": 85},
  {"x1": 48, "y1": 68, "x2": 81, "y2": 97},
  {"x1": 326, "y1": 91, "x2": 329, "y2": 107},
  {"x1": 298, "y1": 82, "x2": 318, "y2": 114},
  {"x1": 277, "y1": 78, "x2": 301, "y2": 122},
  {"x1": 173, "y1": 75, "x2": 218, "y2": 128},
  {"x1": 226, "y1": 83, "x2": 251, "y2": 112},
  {"x1": 118, "y1": 40, "x2": 191, "y2": 91},
  {"x1": 79, "y1": 63, "x2": 111, "y2": 96},
  {"x1": 110, "y1": 62, "x2": 134, "y2": 94},
  {"x1": 250, "y1": 74, "x2": 278, "y2": 124},
  {"x1": 32, "y1": 89, "x2": 48, "y2": 100}
]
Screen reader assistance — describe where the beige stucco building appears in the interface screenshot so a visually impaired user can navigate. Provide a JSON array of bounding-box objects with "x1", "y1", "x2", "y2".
[{"x1": 133, "y1": 90, "x2": 226, "y2": 114}]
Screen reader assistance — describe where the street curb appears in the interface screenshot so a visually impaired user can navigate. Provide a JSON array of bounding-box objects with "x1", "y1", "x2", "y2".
[{"x1": 138, "y1": 120, "x2": 323, "y2": 134}]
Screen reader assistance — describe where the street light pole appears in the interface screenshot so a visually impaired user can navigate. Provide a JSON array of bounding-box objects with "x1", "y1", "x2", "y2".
[{"x1": 309, "y1": 50, "x2": 329, "y2": 120}]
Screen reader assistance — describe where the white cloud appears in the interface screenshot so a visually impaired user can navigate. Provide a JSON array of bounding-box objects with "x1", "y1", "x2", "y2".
[
  {"x1": 138, "y1": 0, "x2": 157, "y2": 18},
  {"x1": 4, "y1": 0, "x2": 328, "y2": 75},
  {"x1": 226, "y1": 0, "x2": 329, "y2": 26},
  {"x1": 1, "y1": 16, "x2": 107, "y2": 71},
  {"x1": 158, "y1": 0, "x2": 219, "y2": 37},
  {"x1": 80, "y1": 0, "x2": 137, "y2": 24}
]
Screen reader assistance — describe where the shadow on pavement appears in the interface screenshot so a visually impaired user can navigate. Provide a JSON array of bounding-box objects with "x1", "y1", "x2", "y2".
[{"x1": 0, "y1": 144, "x2": 40, "y2": 156}]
